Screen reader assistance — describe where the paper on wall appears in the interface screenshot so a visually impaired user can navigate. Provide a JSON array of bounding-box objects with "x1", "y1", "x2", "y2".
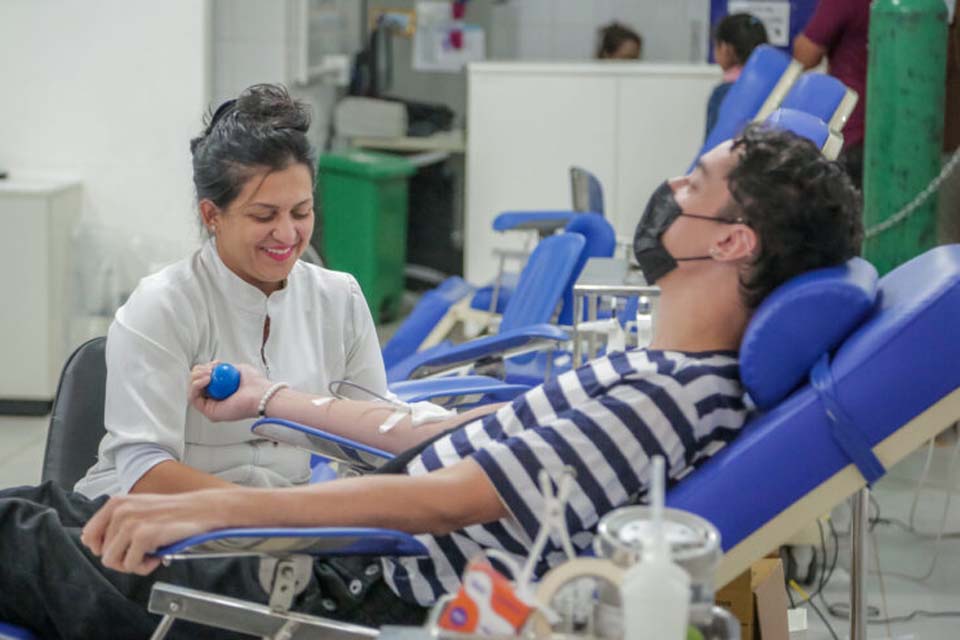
[
  {"x1": 413, "y1": 1, "x2": 485, "y2": 72},
  {"x1": 727, "y1": 0, "x2": 791, "y2": 46}
]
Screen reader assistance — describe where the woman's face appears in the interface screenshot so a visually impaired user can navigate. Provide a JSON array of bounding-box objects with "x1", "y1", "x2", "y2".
[{"x1": 201, "y1": 162, "x2": 314, "y2": 295}]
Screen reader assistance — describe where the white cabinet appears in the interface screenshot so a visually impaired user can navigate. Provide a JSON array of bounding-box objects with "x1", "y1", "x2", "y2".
[
  {"x1": 465, "y1": 62, "x2": 720, "y2": 283},
  {"x1": 0, "y1": 177, "x2": 81, "y2": 409}
]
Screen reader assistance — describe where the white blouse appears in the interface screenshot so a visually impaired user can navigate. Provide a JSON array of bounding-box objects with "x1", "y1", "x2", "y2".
[{"x1": 75, "y1": 240, "x2": 387, "y2": 498}]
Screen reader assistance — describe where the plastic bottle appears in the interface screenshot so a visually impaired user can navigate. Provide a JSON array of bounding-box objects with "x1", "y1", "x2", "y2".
[{"x1": 620, "y1": 457, "x2": 691, "y2": 640}]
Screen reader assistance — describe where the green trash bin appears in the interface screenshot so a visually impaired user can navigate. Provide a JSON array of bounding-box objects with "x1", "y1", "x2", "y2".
[{"x1": 317, "y1": 149, "x2": 415, "y2": 322}]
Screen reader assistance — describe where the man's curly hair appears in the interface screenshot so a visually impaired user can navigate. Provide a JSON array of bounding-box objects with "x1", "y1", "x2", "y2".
[{"x1": 724, "y1": 124, "x2": 864, "y2": 309}]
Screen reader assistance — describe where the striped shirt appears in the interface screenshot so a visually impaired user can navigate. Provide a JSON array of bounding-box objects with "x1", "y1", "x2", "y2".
[{"x1": 383, "y1": 348, "x2": 748, "y2": 606}]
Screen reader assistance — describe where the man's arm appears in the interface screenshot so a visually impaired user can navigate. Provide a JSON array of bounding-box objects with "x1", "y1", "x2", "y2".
[
  {"x1": 82, "y1": 458, "x2": 508, "y2": 575},
  {"x1": 793, "y1": 33, "x2": 826, "y2": 69}
]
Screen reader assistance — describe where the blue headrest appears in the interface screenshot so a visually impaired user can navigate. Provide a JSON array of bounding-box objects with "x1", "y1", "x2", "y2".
[
  {"x1": 764, "y1": 108, "x2": 829, "y2": 150},
  {"x1": 780, "y1": 72, "x2": 850, "y2": 124},
  {"x1": 740, "y1": 257, "x2": 878, "y2": 410}
]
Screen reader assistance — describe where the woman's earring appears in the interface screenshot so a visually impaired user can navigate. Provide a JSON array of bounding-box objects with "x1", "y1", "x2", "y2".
[{"x1": 209, "y1": 225, "x2": 217, "y2": 234}]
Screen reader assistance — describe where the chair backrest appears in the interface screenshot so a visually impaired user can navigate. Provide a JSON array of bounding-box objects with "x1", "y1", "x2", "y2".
[
  {"x1": 570, "y1": 166, "x2": 605, "y2": 217},
  {"x1": 692, "y1": 45, "x2": 802, "y2": 169},
  {"x1": 764, "y1": 108, "x2": 843, "y2": 160},
  {"x1": 668, "y1": 247, "x2": 960, "y2": 583},
  {"x1": 556, "y1": 214, "x2": 617, "y2": 326},
  {"x1": 779, "y1": 72, "x2": 858, "y2": 135},
  {"x1": 42, "y1": 337, "x2": 107, "y2": 489},
  {"x1": 500, "y1": 232, "x2": 586, "y2": 333},
  {"x1": 739, "y1": 257, "x2": 878, "y2": 410}
]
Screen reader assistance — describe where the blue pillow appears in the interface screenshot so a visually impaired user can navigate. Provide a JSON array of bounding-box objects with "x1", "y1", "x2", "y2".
[{"x1": 740, "y1": 257, "x2": 878, "y2": 410}]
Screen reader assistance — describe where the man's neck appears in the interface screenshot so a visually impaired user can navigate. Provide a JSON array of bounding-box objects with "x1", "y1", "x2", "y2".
[{"x1": 648, "y1": 278, "x2": 749, "y2": 354}]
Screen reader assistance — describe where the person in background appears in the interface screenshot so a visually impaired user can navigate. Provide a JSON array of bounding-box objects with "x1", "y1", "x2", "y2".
[
  {"x1": 705, "y1": 13, "x2": 769, "y2": 141},
  {"x1": 596, "y1": 21, "x2": 642, "y2": 60},
  {"x1": 793, "y1": 0, "x2": 871, "y2": 189}
]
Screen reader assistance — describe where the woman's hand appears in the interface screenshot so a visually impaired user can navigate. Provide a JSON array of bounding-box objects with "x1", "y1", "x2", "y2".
[{"x1": 189, "y1": 362, "x2": 272, "y2": 422}]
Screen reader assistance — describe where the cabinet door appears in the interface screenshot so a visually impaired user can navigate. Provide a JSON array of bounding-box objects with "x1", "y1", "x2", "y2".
[{"x1": 0, "y1": 194, "x2": 51, "y2": 398}]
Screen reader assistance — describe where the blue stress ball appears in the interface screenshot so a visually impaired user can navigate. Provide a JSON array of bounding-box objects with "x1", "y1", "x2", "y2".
[{"x1": 205, "y1": 363, "x2": 241, "y2": 400}]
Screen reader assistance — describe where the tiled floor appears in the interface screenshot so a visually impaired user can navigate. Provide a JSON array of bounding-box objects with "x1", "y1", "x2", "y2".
[{"x1": 2, "y1": 413, "x2": 959, "y2": 638}]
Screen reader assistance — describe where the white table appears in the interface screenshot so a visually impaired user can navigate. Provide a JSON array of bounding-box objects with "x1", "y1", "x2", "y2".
[{"x1": 572, "y1": 257, "x2": 659, "y2": 367}]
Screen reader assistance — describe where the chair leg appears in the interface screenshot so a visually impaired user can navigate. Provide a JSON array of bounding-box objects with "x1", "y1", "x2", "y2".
[
  {"x1": 148, "y1": 613, "x2": 176, "y2": 640},
  {"x1": 849, "y1": 487, "x2": 869, "y2": 640}
]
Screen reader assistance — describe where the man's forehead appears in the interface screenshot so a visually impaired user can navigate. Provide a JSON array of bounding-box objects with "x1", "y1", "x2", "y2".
[{"x1": 698, "y1": 140, "x2": 739, "y2": 180}]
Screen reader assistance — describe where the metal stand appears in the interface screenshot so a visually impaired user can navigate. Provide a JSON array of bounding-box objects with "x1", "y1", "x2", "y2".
[
  {"x1": 849, "y1": 487, "x2": 869, "y2": 640},
  {"x1": 148, "y1": 554, "x2": 377, "y2": 640}
]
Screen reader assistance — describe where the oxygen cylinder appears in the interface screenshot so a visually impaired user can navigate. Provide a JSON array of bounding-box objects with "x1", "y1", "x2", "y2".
[{"x1": 863, "y1": 0, "x2": 948, "y2": 274}]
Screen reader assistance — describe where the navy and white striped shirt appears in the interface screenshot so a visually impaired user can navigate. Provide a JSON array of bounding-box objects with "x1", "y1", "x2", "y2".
[{"x1": 383, "y1": 348, "x2": 748, "y2": 606}]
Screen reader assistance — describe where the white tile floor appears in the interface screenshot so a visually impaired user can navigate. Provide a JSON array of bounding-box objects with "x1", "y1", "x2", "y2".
[{"x1": 2, "y1": 413, "x2": 960, "y2": 639}]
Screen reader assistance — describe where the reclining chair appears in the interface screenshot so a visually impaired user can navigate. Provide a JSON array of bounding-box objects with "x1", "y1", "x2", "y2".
[
  {"x1": 385, "y1": 232, "x2": 585, "y2": 383},
  {"x1": 139, "y1": 245, "x2": 960, "y2": 640}
]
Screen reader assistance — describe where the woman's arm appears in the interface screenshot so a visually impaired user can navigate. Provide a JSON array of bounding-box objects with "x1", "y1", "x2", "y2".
[{"x1": 190, "y1": 363, "x2": 504, "y2": 454}]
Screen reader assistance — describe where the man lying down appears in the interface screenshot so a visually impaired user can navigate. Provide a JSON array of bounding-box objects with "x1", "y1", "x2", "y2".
[{"x1": 0, "y1": 125, "x2": 862, "y2": 639}]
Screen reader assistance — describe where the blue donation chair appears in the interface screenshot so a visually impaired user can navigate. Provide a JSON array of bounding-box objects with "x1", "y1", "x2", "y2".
[
  {"x1": 779, "y1": 72, "x2": 858, "y2": 138},
  {"x1": 385, "y1": 232, "x2": 585, "y2": 383},
  {"x1": 139, "y1": 246, "x2": 960, "y2": 640},
  {"x1": 693, "y1": 44, "x2": 802, "y2": 168}
]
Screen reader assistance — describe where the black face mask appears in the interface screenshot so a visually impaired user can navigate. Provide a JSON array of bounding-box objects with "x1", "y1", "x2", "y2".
[{"x1": 632, "y1": 180, "x2": 740, "y2": 284}]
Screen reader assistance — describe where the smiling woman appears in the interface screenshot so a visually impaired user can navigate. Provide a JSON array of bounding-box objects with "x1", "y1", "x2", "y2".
[{"x1": 70, "y1": 84, "x2": 388, "y2": 499}]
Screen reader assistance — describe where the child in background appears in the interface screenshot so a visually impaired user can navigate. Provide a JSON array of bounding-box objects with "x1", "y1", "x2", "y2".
[{"x1": 705, "y1": 13, "x2": 769, "y2": 141}]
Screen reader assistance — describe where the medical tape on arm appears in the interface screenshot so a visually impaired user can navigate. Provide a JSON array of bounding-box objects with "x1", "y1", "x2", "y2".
[{"x1": 326, "y1": 379, "x2": 458, "y2": 434}]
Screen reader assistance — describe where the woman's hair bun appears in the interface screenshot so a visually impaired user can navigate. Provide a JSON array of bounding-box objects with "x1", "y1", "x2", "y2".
[{"x1": 234, "y1": 83, "x2": 311, "y2": 133}]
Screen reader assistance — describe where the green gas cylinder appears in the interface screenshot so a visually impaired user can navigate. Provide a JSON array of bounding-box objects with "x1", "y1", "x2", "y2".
[{"x1": 863, "y1": 0, "x2": 948, "y2": 274}]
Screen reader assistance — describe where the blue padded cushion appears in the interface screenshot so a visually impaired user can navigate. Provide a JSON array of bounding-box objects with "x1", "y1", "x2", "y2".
[
  {"x1": 740, "y1": 257, "x2": 878, "y2": 410},
  {"x1": 669, "y1": 245, "x2": 960, "y2": 552},
  {"x1": 780, "y1": 72, "x2": 850, "y2": 124},
  {"x1": 764, "y1": 108, "x2": 830, "y2": 150}
]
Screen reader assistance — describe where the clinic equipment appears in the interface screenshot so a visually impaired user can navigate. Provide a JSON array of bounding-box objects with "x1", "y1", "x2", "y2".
[
  {"x1": 598, "y1": 506, "x2": 721, "y2": 629},
  {"x1": 205, "y1": 363, "x2": 240, "y2": 400},
  {"x1": 619, "y1": 457, "x2": 690, "y2": 640}
]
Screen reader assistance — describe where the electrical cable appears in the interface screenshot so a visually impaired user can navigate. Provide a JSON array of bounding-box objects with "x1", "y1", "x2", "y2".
[
  {"x1": 820, "y1": 436, "x2": 960, "y2": 626},
  {"x1": 789, "y1": 580, "x2": 839, "y2": 640}
]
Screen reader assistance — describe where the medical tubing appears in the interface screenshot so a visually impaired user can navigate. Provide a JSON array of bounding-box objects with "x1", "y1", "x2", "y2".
[
  {"x1": 876, "y1": 436, "x2": 960, "y2": 583},
  {"x1": 327, "y1": 379, "x2": 404, "y2": 407}
]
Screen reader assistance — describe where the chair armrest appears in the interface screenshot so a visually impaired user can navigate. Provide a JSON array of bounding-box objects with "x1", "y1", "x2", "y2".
[
  {"x1": 155, "y1": 527, "x2": 428, "y2": 559},
  {"x1": 492, "y1": 210, "x2": 576, "y2": 234},
  {"x1": 391, "y1": 375, "x2": 531, "y2": 406},
  {"x1": 397, "y1": 324, "x2": 569, "y2": 380},
  {"x1": 252, "y1": 418, "x2": 394, "y2": 473}
]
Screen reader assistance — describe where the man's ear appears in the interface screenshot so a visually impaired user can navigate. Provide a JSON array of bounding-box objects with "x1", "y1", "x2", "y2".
[{"x1": 713, "y1": 224, "x2": 757, "y2": 262}]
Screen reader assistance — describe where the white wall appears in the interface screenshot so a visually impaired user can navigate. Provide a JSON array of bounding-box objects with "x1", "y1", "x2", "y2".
[
  {"x1": 0, "y1": 1, "x2": 211, "y2": 262},
  {"x1": 511, "y1": 0, "x2": 710, "y2": 63}
]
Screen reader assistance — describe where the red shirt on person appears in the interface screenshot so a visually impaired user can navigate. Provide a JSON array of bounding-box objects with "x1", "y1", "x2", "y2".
[{"x1": 803, "y1": 0, "x2": 871, "y2": 147}]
